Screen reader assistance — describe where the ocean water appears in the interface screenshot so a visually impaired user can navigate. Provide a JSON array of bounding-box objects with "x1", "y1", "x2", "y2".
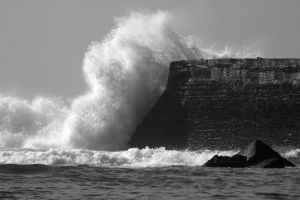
[{"x1": 0, "y1": 146, "x2": 299, "y2": 200}]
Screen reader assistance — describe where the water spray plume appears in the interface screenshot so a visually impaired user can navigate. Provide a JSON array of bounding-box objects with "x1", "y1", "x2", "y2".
[{"x1": 0, "y1": 10, "x2": 259, "y2": 150}]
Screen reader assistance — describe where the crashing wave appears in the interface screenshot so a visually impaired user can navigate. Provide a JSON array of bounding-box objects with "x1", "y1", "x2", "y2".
[{"x1": 0, "y1": 10, "x2": 260, "y2": 150}]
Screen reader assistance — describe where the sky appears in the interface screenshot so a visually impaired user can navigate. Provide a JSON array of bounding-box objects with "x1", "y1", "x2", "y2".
[{"x1": 0, "y1": 0, "x2": 299, "y2": 98}]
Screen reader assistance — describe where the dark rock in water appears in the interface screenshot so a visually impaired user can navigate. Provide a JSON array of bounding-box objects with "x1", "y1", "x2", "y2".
[
  {"x1": 238, "y1": 139, "x2": 295, "y2": 168},
  {"x1": 203, "y1": 140, "x2": 295, "y2": 168},
  {"x1": 203, "y1": 154, "x2": 248, "y2": 168}
]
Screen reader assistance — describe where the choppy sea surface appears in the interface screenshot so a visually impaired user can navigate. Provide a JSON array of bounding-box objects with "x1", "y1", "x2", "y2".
[{"x1": 0, "y1": 146, "x2": 299, "y2": 199}]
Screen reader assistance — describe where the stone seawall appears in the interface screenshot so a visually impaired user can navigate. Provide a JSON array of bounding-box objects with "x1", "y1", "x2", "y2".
[{"x1": 129, "y1": 58, "x2": 300, "y2": 149}]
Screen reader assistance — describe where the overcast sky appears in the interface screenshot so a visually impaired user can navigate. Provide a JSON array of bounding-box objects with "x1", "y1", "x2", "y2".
[{"x1": 0, "y1": 0, "x2": 299, "y2": 98}]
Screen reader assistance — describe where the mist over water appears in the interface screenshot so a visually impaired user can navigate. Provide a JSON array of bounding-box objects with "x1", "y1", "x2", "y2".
[{"x1": 0, "y1": 10, "x2": 260, "y2": 151}]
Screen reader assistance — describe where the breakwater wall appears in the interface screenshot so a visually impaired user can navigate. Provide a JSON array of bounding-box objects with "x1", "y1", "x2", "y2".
[{"x1": 130, "y1": 58, "x2": 300, "y2": 149}]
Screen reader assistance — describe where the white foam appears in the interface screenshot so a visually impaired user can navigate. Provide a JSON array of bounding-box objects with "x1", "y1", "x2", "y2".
[
  {"x1": 283, "y1": 149, "x2": 300, "y2": 158},
  {"x1": 0, "y1": 147, "x2": 238, "y2": 167}
]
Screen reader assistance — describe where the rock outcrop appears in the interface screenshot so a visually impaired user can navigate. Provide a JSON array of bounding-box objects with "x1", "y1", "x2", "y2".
[
  {"x1": 203, "y1": 140, "x2": 295, "y2": 168},
  {"x1": 203, "y1": 154, "x2": 248, "y2": 168},
  {"x1": 129, "y1": 58, "x2": 300, "y2": 149}
]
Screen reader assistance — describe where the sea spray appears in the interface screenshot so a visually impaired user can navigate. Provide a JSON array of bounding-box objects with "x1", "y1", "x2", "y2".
[
  {"x1": 0, "y1": 97, "x2": 68, "y2": 148},
  {"x1": 0, "y1": 10, "x2": 260, "y2": 150}
]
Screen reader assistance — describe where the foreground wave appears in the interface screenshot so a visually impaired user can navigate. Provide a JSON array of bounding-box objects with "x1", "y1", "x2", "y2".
[
  {"x1": 0, "y1": 148, "x2": 236, "y2": 167},
  {"x1": 0, "y1": 147, "x2": 298, "y2": 167}
]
